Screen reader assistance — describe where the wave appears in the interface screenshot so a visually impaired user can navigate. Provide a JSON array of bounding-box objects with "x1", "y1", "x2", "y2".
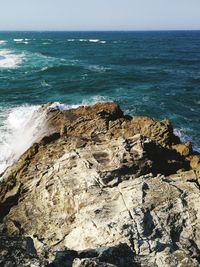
[
  {"x1": 13, "y1": 38, "x2": 31, "y2": 42},
  {"x1": 0, "y1": 98, "x2": 111, "y2": 173},
  {"x1": 0, "y1": 40, "x2": 7, "y2": 45},
  {"x1": 12, "y1": 51, "x2": 70, "y2": 73},
  {"x1": 67, "y1": 39, "x2": 106, "y2": 43},
  {"x1": 174, "y1": 127, "x2": 200, "y2": 153},
  {"x1": 13, "y1": 39, "x2": 23, "y2": 42},
  {"x1": 38, "y1": 62, "x2": 110, "y2": 74},
  {"x1": 81, "y1": 95, "x2": 111, "y2": 106},
  {"x1": 13, "y1": 38, "x2": 30, "y2": 45},
  {"x1": 0, "y1": 105, "x2": 41, "y2": 173},
  {"x1": 39, "y1": 64, "x2": 83, "y2": 74},
  {"x1": 89, "y1": 39, "x2": 99, "y2": 42},
  {"x1": 0, "y1": 49, "x2": 24, "y2": 68},
  {"x1": 87, "y1": 64, "x2": 110, "y2": 73}
]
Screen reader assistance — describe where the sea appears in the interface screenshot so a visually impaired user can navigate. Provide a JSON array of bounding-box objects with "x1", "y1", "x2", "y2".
[{"x1": 0, "y1": 31, "x2": 199, "y2": 173}]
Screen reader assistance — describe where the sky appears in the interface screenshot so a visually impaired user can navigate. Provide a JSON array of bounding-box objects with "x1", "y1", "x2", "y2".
[{"x1": 1, "y1": 0, "x2": 200, "y2": 31}]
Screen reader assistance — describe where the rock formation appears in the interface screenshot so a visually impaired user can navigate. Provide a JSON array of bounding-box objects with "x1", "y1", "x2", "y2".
[{"x1": 0, "y1": 102, "x2": 199, "y2": 267}]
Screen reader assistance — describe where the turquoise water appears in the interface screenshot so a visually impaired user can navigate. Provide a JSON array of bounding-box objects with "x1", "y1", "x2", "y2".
[{"x1": 0, "y1": 31, "x2": 199, "y2": 169}]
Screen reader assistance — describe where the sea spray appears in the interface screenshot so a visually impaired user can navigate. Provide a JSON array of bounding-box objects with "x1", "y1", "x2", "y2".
[
  {"x1": 0, "y1": 98, "x2": 111, "y2": 173},
  {"x1": 0, "y1": 105, "x2": 46, "y2": 173}
]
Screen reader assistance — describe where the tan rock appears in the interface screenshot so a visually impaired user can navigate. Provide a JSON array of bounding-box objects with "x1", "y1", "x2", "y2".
[
  {"x1": 172, "y1": 142, "x2": 192, "y2": 157},
  {"x1": 0, "y1": 102, "x2": 199, "y2": 267}
]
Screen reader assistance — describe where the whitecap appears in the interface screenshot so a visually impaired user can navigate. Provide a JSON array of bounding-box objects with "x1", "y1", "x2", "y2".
[
  {"x1": 0, "y1": 49, "x2": 23, "y2": 68},
  {"x1": 79, "y1": 39, "x2": 88, "y2": 42},
  {"x1": 41, "y1": 80, "x2": 51, "y2": 87},
  {"x1": 0, "y1": 40, "x2": 6, "y2": 45},
  {"x1": 40, "y1": 66, "x2": 49, "y2": 71},
  {"x1": 13, "y1": 38, "x2": 24, "y2": 42},
  {"x1": 87, "y1": 64, "x2": 110, "y2": 73},
  {"x1": 67, "y1": 39, "x2": 103, "y2": 43},
  {"x1": 89, "y1": 39, "x2": 99, "y2": 42},
  {"x1": 14, "y1": 39, "x2": 29, "y2": 44}
]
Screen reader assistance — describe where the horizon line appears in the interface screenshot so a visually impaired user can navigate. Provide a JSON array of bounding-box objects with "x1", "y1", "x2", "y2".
[{"x1": 0, "y1": 29, "x2": 200, "y2": 32}]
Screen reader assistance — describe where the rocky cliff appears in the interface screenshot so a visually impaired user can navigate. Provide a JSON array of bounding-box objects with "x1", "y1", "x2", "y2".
[{"x1": 0, "y1": 102, "x2": 200, "y2": 267}]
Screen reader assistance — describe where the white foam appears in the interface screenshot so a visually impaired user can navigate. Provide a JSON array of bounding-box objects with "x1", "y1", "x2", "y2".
[
  {"x1": 0, "y1": 40, "x2": 6, "y2": 45},
  {"x1": 79, "y1": 39, "x2": 88, "y2": 42},
  {"x1": 0, "y1": 49, "x2": 23, "y2": 68},
  {"x1": 13, "y1": 39, "x2": 24, "y2": 42},
  {"x1": 49, "y1": 97, "x2": 111, "y2": 112},
  {"x1": 87, "y1": 64, "x2": 110, "y2": 73},
  {"x1": 14, "y1": 39, "x2": 29, "y2": 45},
  {"x1": 0, "y1": 105, "x2": 46, "y2": 174},
  {"x1": 89, "y1": 39, "x2": 99, "y2": 42},
  {"x1": 174, "y1": 127, "x2": 191, "y2": 144},
  {"x1": 0, "y1": 99, "x2": 112, "y2": 174},
  {"x1": 40, "y1": 66, "x2": 48, "y2": 71},
  {"x1": 174, "y1": 127, "x2": 200, "y2": 152},
  {"x1": 67, "y1": 39, "x2": 104, "y2": 43},
  {"x1": 48, "y1": 102, "x2": 79, "y2": 111},
  {"x1": 67, "y1": 39, "x2": 76, "y2": 42},
  {"x1": 81, "y1": 95, "x2": 111, "y2": 106},
  {"x1": 0, "y1": 102, "x2": 82, "y2": 173}
]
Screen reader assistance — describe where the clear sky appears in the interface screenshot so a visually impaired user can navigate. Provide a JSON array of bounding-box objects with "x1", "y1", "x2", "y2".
[{"x1": 1, "y1": 0, "x2": 200, "y2": 31}]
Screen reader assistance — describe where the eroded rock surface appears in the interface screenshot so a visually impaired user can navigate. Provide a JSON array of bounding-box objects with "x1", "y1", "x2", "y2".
[
  {"x1": 0, "y1": 236, "x2": 45, "y2": 267},
  {"x1": 0, "y1": 102, "x2": 200, "y2": 267}
]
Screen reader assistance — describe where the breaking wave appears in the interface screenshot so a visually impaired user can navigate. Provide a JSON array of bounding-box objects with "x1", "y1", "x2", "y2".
[
  {"x1": 0, "y1": 49, "x2": 24, "y2": 68},
  {"x1": 0, "y1": 105, "x2": 42, "y2": 173},
  {"x1": 67, "y1": 39, "x2": 106, "y2": 43},
  {"x1": 0, "y1": 40, "x2": 7, "y2": 45},
  {"x1": 0, "y1": 98, "x2": 111, "y2": 173}
]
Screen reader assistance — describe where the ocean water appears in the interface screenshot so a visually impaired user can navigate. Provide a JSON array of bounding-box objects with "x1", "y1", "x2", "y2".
[{"x1": 0, "y1": 31, "x2": 199, "y2": 173}]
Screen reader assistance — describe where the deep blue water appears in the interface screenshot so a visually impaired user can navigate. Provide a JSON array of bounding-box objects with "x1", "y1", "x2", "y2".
[{"x1": 0, "y1": 31, "x2": 199, "y2": 151}]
